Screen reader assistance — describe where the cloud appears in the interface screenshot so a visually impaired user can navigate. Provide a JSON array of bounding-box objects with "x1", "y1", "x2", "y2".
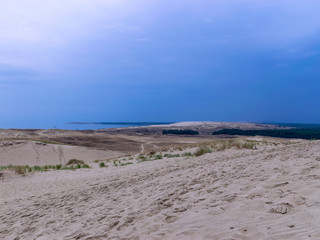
[
  {"x1": 0, "y1": 0, "x2": 146, "y2": 71},
  {"x1": 1, "y1": 0, "x2": 320, "y2": 81}
]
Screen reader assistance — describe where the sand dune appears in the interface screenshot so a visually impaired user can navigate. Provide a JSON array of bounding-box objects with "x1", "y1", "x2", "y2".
[
  {"x1": 0, "y1": 140, "x2": 123, "y2": 166},
  {"x1": 1, "y1": 138, "x2": 320, "y2": 239}
]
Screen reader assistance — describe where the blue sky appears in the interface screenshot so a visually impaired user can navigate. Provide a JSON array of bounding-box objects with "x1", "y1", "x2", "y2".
[{"x1": 1, "y1": 0, "x2": 320, "y2": 127}]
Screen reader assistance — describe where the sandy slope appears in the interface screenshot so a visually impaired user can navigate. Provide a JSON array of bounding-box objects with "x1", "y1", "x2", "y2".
[
  {"x1": 1, "y1": 139, "x2": 320, "y2": 239},
  {"x1": 0, "y1": 141, "x2": 123, "y2": 166}
]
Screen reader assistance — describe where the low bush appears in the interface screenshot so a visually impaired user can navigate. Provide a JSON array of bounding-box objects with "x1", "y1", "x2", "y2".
[
  {"x1": 56, "y1": 164, "x2": 62, "y2": 170},
  {"x1": 164, "y1": 153, "x2": 180, "y2": 158},
  {"x1": 182, "y1": 152, "x2": 193, "y2": 157},
  {"x1": 154, "y1": 154, "x2": 163, "y2": 160},
  {"x1": 67, "y1": 159, "x2": 84, "y2": 165},
  {"x1": 194, "y1": 147, "x2": 212, "y2": 156}
]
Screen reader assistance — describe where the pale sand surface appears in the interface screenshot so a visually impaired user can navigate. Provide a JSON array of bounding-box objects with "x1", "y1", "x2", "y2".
[
  {"x1": 0, "y1": 141, "x2": 124, "y2": 166},
  {"x1": 150, "y1": 121, "x2": 284, "y2": 130},
  {"x1": 1, "y1": 139, "x2": 320, "y2": 239}
]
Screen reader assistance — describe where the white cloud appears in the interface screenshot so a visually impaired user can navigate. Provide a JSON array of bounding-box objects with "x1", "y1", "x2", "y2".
[{"x1": 0, "y1": 0, "x2": 146, "y2": 72}]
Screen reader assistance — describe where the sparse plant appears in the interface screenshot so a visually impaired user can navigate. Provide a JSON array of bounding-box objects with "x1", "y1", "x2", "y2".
[
  {"x1": 67, "y1": 159, "x2": 84, "y2": 165},
  {"x1": 149, "y1": 150, "x2": 156, "y2": 156},
  {"x1": 182, "y1": 152, "x2": 193, "y2": 157},
  {"x1": 120, "y1": 162, "x2": 133, "y2": 166},
  {"x1": 164, "y1": 153, "x2": 180, "y2": 158},
  {"x1": 154, "y1": 154, "x2": 163, "y2": 160},
  {"x1": 56, "y1": 164, "x2": 62, "y2": 170},
  {"x1": 194, "y1": 147, "x2": 212, "y2": 156},
  {"x1": 138, "y1": 155, "x2": 147, "y2": 162}
]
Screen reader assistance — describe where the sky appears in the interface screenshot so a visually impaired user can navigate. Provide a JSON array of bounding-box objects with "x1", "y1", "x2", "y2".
[{"x1": 1, "y1": 0, "x2": 320, "y2": 128}]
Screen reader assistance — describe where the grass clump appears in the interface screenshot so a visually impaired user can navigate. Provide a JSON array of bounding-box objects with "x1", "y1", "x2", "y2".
[
  {"x1": 182, "y1": 152, "x2": 193, "y2": 157},
  {"x1": 164, "y1": 153, "x2": 180, "y2": 158},
  {"x1": 194, "y1": 147, "x2": 212, "y2": 156},
  {"x1": 99, "y1": 162, "x2": 107, "y2": 168},
  {"x1": 120, "y1": 162, "x2": 133, "y2": 166},
  {"x1": 0, "y1": 162, "x2": 91, "y2": 175},
  {"x1": 56, "y1": 164, "x2": 62, "y2": 170},
  {"x1": 138, "y1": 155, "x2": 148, "y2": 162},
  {"x1": 154, "y1": 154, "x2": 163, "y2": 160},
  {"x1": 67, "y1": 159, "x2": 84, "y2": 165}
]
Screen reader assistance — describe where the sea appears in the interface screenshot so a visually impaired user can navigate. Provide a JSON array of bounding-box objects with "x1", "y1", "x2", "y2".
[{"x1": 2, "y1": 122, "x2": 175, "y2": 130}]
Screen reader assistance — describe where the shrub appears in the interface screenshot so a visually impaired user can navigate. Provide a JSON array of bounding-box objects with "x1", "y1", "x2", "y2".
[
  {"x1": 182, "y1": 152, "x2": 193, "y2": 157},
  {"x1": 194, "y1": 147, "x2": 212, "y2": 156},
  {"x1": 149, "y1": 150, "x2": 156, "y2": 156},
  {"x1": 154, "y1": 154, "x2": 163, "y2": 160},
  {"x1": 56, "y1": 164, "x2": 62, "y2": 170},
  {"x1": 99, "y1": 162, "x2": 106, "y2": 168},
  {"x1": 67, "y1": 159, "x2": 84, "y2": 165}
]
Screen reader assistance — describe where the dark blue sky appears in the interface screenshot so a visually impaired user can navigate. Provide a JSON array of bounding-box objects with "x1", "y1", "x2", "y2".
[{"x1": 1, "y1": 0, "x2": 320, "y2": 128}]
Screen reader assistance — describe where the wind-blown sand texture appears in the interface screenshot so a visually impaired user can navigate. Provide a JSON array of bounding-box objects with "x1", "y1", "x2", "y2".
[
  {"x1": 0, "y1": 141, "x2": 124, "y2": 166},
  {"x1": 1, "y1": 138, "x2": 320, "y2": 239}
]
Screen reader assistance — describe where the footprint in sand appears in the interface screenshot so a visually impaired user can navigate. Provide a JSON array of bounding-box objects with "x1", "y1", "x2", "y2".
[{"x1": 269, "y1": 203, "x2": 293, "y2": 214}]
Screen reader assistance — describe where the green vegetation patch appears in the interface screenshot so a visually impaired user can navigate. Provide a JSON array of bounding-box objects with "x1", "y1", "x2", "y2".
[
  {"x1": 0, "y1": 162, "x2": 91, "y2": 175},
  {"x1": 164, "y1": 153, "x2": 181, "y2": 158},
  {"x1": 194, "y1": 147, "x2": 212, "y2": 156},
  {"x1": 99, "y1": 162, "x2": 107, "y2": 168},
  {"x1": 67, "y1": 159, "x2": 85, "y2": 165},
  {"x1": 120, "y1": 162, "x2": 133, "y2": 166},
  {"x1": 182, "y1": 152, "x2": 193, "y2": 157},
  {"x1": 162, "y1": 129, "x2": 199, "y2": 135},
  {"x1": 212, "y1": 128, "x2": 320, "y2": 140}
]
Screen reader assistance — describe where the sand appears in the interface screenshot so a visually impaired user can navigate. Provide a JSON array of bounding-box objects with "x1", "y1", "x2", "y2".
[
  {"x1": 1, "y1": 138, "x2": 320, "y2": 239},
  {"x1": 0, "y1": 140, "x2": 124, "y2": 166}
]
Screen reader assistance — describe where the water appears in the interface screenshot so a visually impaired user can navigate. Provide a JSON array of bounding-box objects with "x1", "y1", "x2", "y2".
[
  {"x1": 62, "y1": 122, "x2": 174, "y2": 130},
  {"x1": 3, "y1": 122, "x2": 174, "y2": 130}
]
